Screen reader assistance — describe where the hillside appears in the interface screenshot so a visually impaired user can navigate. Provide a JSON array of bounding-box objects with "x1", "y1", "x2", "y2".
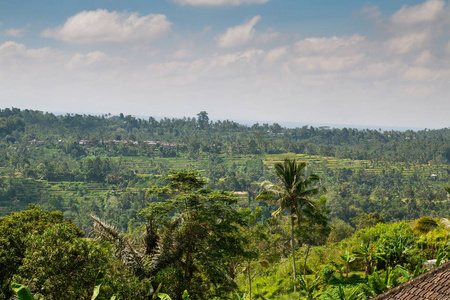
[{"x1": 2, "y1": 107, "x2": 450, "y2": 299}]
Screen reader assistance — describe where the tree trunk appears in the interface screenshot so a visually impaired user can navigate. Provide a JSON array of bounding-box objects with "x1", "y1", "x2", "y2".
[
  {"x1": 291, "y1": 215, "x2": 297, "y2": 292},
  {"x1": 248, "y1": 262, "x2": 252, "y2": 300},
  {"x1": 304, "y1": 244, "x2": 311, "y2": 277}
]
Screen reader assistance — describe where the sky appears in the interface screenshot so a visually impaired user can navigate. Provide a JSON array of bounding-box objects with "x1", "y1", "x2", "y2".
[{"x1": 1, "y1": 0, "x2": 450, "y2": 129}]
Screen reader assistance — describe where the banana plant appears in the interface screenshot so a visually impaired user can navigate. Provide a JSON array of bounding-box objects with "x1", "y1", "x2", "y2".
[
  {"x1": 91, "y1": 271, "x2": 117, "y2": 300},
  {"x1": 91, "y1": 271, "x2": 105, "y2": 300},
  {"x1": 150, "y1": 284, "x2": 190, "y2": 300},
  {"x1": 157, "y1": 294, "x2": 172, "y2": 300},
  {"x1": 152, "y1": 283, "x2": 173, "y2": 300},
  {"x1": 297, "y1": 275, "x2": 321, "y2": 300},
  {"x1": 378, "y1": 235, "x2": 412, "y2": 268},
  {"x1": 182, "y1": 290, "x2": 190, "y2": 300},
  {"x1": 395, "y1": 264, "x2": 422, "y2": 282},
  {"x1": 11, "y1": 284, "x2": 35, "y2": 300},
  {"x1": 382, "y1": 267, "x2": 395, "y2": 290},
  {"x1": 340, "y1": 250, "x2": 356, "y2": 278},
  {"x1": 394, "y1": 265, "x2": 412, "y2": 281},
  {"x1": 367, "y1": 266, "x2": 401, "y2": 294},
  {"x1": 353, "y1": 242, "x2": 379, "y2": 275},
  {"x1": 328, "y1": 285, "x2": 360, "y2": 300},
  {"x1": 233, "y1": 293, "x2": 248, "y2": 300},
  {"x1": 337, "y1": 285, "x2": 360, "y2": 300},
  {"x1": 152, "y1": 289, "x2": 190, "y2": 300},
  {"x1": 435, "y1": 245, "x2": 445, "y2": 267}
]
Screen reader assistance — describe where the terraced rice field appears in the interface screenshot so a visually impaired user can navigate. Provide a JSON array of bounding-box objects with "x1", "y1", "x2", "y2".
[
  {"x1": 263, "y1": 153, "x2": 443, "y2": 179},
  {"x1": 2, "y1": 151, "x2": 447, "y2": 217}
]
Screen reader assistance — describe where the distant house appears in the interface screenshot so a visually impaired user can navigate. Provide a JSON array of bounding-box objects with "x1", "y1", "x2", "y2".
[
  {"x1": 29, "y1": 139, "x2": 45, "y2": 145},
  {"x1": 79, "y1": 140, "x2": 89, "y2": 145},
  {"x1": 111, "y1": 140, "x2": 128, "y2": 144},
  {"x1": 371, "y1": 261, "x2": 450, "y2": 299},
  {"x1": 161, "y1": 142, "x2": 176, "y2": 149}
]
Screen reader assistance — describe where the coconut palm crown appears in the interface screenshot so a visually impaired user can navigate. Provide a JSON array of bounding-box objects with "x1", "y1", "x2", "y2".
[{"x1": 256, "y1": 158, "x2": 321, "y2": 219}]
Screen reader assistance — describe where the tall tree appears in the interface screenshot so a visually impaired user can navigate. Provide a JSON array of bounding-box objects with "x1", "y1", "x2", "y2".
[
  {"x1": 0, "y1": 206, "x2": 81, "y2": 299},
  {"x1": 142, "y1": 170, "x2": 247, "y2": 300},
  {"x1": 256, "y1": 158, "x2": 323, "y2": 292},
  {"x1": 196, "y1": 111, "x2": 209, "y2": 129}
]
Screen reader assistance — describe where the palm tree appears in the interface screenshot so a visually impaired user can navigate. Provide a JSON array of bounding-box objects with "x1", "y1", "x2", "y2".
[
  {"x1": 256, "y1": 158, "x2": 322, "y2": 292},
  {"x1": 90, "y1": 215, "x2": 148, "y2": 277}
]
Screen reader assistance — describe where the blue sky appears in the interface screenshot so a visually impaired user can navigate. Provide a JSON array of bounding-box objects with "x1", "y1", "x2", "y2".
[{"x1": 1, "y1": 0, "x2": 450, "y2": 128}]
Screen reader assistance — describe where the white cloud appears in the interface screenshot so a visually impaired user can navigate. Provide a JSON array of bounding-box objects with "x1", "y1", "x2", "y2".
[
  {"x1": 0, "y1": 41, "x2": 125, "y2": 80},
  {"x1": 403, "y1": 66, "x2": 450, "y2": 81},
  {"x1": 0, "y1": 41, "x2": 70, "y2": 83},
  {"x1": 174, "y1": 0, "x2": 269, "y2": 6},
  {"x1": 144, "y1": 49, "x2": 265, "y2": 84},
  {"x1": 201, "y1": 26, "x2": 212, "y2": 35},
  {"x1": 167, "y1": 42, "x2": 194, "y2": 60},
  {"x1": 168, "y1": 49, "x2": 190, "y2": 59},
  {"x1": 0, "y1": 41, "x2": 27, "y2": 58},
  {"x1": 383, "y1": 0, "x2": 448, "y2": 56},
  {"x1": 3, "y1": 26, "x2": 27, "y2": 38},
  {"x1": 391, "y1": 0, "x2": 446, "y2": 25},
  {"x1": 68, "y1": 52, "x2": 107, "y2": 67},
  {"x1": 207, "y1": 49, "x2": 264, "y2": 68},
  {"x1": 446, "y1": 41, "x2": 450, "y2": 53},
  {"x1": 41, "y1": 9, "x2": 171, "y2": 44},
  {"x1": 414, "y1": 50, "x2": 432, "y2": 65},
  {"x1": 401, "y1": 84, "x2": 435, "y2": 96},
  {"x1": 264, "y1": 47, "x2": 287, "y2": 63},
  {"x1": 350, "y1": 61, "x2": 403, "y2": 80},
  {"x1": 258, "y1": 28, "x2": 279, "y2": 44},
  {"x1": 295, "y1": 34, "x2": 366, "y2": 54},
  {"x1": 294, "y1": 54, "x2": 365, "y2": 73},
  {"x1": 146, "y1": 61, "x2": 189, "y2": 77},
  {"x1": 66, "y1": 51, "x2": 125, "y2": 69},
  {"x1": 385, "y1": 30, "x2": 429, "y2": 54},
  {"x1": 216, "y1": 16, "x2": 261, "y2": 48},
  {"x1": 0, "y1": 41, "x2": 66, "y2": 64}
]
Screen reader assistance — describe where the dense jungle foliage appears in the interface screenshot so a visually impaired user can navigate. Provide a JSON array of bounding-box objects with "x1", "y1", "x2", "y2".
[{"x1": 2, "y1": 107, "x2": 450, "y2": 299}]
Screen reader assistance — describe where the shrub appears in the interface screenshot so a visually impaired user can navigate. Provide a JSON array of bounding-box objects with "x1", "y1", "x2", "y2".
[{"x1": 321, "y1": 264, "x2": 335, "y2": 283}]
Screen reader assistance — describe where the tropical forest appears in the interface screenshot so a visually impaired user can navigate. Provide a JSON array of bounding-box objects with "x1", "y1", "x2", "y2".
[{"x1": 2, "y1": 107, "x2": 450, "y2": 300}]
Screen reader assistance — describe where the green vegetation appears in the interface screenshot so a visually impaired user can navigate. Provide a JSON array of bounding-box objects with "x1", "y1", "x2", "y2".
[
  {"x1": 256, "y1": 158, "x2": 326, "y2": 292},
  {"x1": 2, "y1": 107, "x2": 450, "y2": 299}
]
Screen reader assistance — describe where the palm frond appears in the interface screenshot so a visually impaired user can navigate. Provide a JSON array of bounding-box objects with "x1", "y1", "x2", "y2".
[
  {"x1": 414, "y1": 217, "x2": 438, "y2": 233},
  {"x1": 441, "y1": 218, "x2": 450, "y2": 231},
  {"x1": 147, "y1": 216, "x2": 182, "y2": 274},
  {"x1": 90, "y1": 215, "x2": 146, "y2": 274}
]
